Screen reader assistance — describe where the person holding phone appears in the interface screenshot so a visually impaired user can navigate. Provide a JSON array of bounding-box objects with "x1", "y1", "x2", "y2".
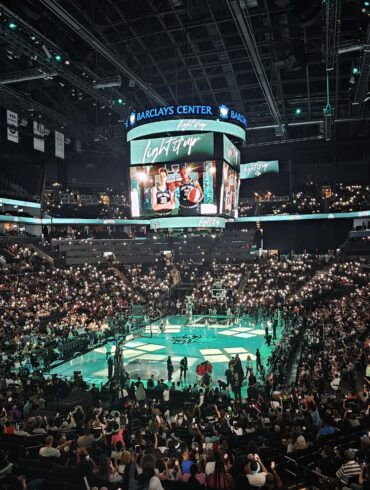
[{"x1": 246, "y1": 455, "x2": 269, "y2": 487}]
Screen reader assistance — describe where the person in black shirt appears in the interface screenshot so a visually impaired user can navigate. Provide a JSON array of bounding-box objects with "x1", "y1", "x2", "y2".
[
  {"x1": 180, "y1": 357, "x2": 188, "y2": 382},
  {"x1": 167, "y1": 356, "x2": 174, "y2": 381},
  {"x1": 178, "y1": 165, "x2": 203, "y2": 216}
]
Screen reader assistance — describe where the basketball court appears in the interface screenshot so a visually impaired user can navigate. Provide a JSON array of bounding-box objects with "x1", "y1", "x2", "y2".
[{"x1": 49, "y1": 314, "x2": 282, "y2": 389}]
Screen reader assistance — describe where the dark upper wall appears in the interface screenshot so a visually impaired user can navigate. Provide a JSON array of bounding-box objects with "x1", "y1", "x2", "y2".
[{"x1": 262, "y1": 218, "x2": 353, "y2": 252}]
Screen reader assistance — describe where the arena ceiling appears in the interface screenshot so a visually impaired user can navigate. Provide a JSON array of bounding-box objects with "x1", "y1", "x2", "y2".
[{"x1": 0, "y1": 0, "x2": 369, "y2": 150}]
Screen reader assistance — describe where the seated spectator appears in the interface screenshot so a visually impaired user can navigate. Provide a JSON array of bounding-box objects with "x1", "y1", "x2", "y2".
[
  {"x1": 77, "y1": 427, "x2": 95, "y2": 449},
  {"x1": 39, "y1": 435, "x2": 61, "y2": 458},
  {"x1": 336, "y1": 450, "x2": 361, "y2": 486}
]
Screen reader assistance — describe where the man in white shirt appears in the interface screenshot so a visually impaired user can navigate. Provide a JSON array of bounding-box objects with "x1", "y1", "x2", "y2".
[
  {"x1": 39, "y1": 435, "x2": 61, "y2": 458},
  {"x1": 246, "y1": 458, "x2": 268, "y2": 487}
]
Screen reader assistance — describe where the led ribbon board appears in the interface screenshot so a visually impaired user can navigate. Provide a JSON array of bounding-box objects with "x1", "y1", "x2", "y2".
[
  {"x1": 240, "y1": 160, "x2": 279, "y2": 179},
  {"x1": 0, "y1": 197, "x2": 41, "y2": 209},
  {"x1": 130, "y1": 132, "x2": 214, "y2": 165},
  {"x1": 233, "y1": 210, "x2": 370, "y2": 222},
  {"x1": 127, "y1": 119, "x2": 246, "y2": 143},
  {"x1": 150, "y1": 216, "x2": 226, "y2": 230},
  {"x1": 223, "y1": 135, "x2": 240, "y2": 170},
  {"x1": 1, "y1": 210, "x2": 369, "y2": 225}
]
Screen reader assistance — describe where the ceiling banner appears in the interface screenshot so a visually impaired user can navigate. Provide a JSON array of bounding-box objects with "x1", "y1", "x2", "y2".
[{"x1": 7, "y1": 109, "x2": 19, "y2": 143}]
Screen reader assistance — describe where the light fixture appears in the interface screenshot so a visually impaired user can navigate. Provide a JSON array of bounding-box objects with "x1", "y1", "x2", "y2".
[
  {"x1": 54, "y1": 54, "x2": 62, "y2": 62},
  {"x1": 219, "y1": 104, "x2": 229, "y2": 119},
  {"x1": 295, "y1": 107, "x2": 302, "y2": 115},
  {"x1": 42, "y1": 45, "x2": 52, "y2": 59},
  {"x1": 8, "y1": 21, "x2": 17, "y2": 29},
  {"x1": 129, "y1": 112, "x2": 136, "y2": 125}
]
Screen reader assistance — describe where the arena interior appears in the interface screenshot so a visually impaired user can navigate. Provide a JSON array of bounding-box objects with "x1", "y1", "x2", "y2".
[{"x1": 0, "y1": 1, "x2": 370, "y2": 489}]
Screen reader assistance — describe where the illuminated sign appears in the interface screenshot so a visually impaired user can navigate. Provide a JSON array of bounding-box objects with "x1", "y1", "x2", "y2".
[
  {"x1": 130, "y1": 132, "x2": 214, "y2": 165},
  {"x1": 240, "y1": 160, "x2": 279, "y2": 179},
  {"x1": 126, "y1": 104, "x2": 247, "y2": 128},
  {"x1": 150, "y1": 216, "x2": 225, "y2": 230},
  {"x1": 1, "y1": 210, "x2": 368, "y2": 226},
  {"x1": 127, "y1": 119, "x2": 246, "y2": 142},
  {"x1": 233, "y1": 210, "x2": 370, "y2": 222},
  {"x1": 0, "y1": 197, "x2": 41, "y2": 209},
  {"x1": 223, "y1": 135, "x2": 240, "y2": 170}
]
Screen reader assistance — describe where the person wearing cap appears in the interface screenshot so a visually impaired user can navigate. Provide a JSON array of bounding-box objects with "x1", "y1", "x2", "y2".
[{"x1": 336, "y1": 449, "x2": 361, "y2": 486}]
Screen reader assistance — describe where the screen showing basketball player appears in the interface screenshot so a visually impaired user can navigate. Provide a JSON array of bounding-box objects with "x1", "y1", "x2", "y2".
[
  {"x1": 220, "y1": 162, "x2": 240, "y2": 217},
  {"x1": 151, "y1": 167, "x2": 175, "y2": 216},
  {"x1": 178, "y1": 165, "x2": 203, "y2": 216},
  {"x1": 130, "y1": 161, "x2": 217, "y2": 218}
]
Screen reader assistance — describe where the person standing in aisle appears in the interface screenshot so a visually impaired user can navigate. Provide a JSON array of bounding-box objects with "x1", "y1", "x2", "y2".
[
  {"x1": 180, "y1": 357, "x2": 188, "y2": 383},
  {"x1": 256, "y1": 348, "x2": 262, "y2": 371},
  {"x1": 167, "y1": 355, "x2": 174, "y2": 381}
]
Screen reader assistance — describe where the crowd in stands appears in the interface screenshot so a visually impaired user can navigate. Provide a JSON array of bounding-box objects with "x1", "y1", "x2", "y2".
[
  {"x1": 0, "y1": 244, "x2": 369, "y2": 489},
  {"x1": 42, "y1": 188, "x2": 130, "y2": 219},
  {"x1": 239, "y1": 183, "x2": 370, "y2": 217}
]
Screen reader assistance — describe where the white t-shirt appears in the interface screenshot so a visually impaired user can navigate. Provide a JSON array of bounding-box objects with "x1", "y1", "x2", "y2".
[
  {"x1": 149, "y1": 475, "x2": 164, "y2": 490},
  {"x1": 247, "y1": 472, "x2": 267, "y2": 487},
  {"x1": 39, "y1": 446, "x2": 61, "y2": 458},
  {"x1": 205, "y1": 462, "x2": 216, "y2": 475}
]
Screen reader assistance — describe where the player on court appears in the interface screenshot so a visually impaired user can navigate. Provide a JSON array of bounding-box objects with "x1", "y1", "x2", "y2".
[
  {"x1": 178, "y1": 165, "x2": 203, "y2": 216},
  {"x1": 151, "y1": 167, "x2": 175, "y2": 215}
]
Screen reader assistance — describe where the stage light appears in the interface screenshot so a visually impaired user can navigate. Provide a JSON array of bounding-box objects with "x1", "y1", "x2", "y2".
[
  {"x1": 129, "y1": 112, "x2": 136, "y2": 126},
  {"x1": 295, "y1": 107, "x2": 302, "y2": 115},
  {"x1": 117, "y1": 98, "x2": 124, "y2": 104},
  {"x1": 8, "y1": 21, "x2": 17, "y2": 29},
  {"x1": 54, "y1": 54, "x2": 62, "y2": 62},
  {"x1": 352, "y1": 67, "x2": 359, "y2": 75},
  {"x1": 219, "y1": 104, "x2": 229, "y2": 119}
]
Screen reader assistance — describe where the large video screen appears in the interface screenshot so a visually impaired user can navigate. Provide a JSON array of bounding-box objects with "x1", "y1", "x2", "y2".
[
  {"x1": 130, "y1": 161, "x2": 217, "y2": 217},
  {"x1": 220, "y1": 161, "x2": 240, "y2": 217}
]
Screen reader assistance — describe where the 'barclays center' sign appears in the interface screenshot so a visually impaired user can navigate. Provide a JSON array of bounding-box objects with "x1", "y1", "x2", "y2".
[
  {"x1": 130, "y1": 132, "x2": 214, "y2": 165},
  {"x1": 126, "y1": 104, "x2": 247, "y2": 128}
]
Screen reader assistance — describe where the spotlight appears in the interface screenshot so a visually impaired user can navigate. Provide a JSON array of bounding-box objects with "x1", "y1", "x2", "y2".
[
  {"x1": 352, "y1": 67, "x2": 359, "y2": 75},
  {"x1": 295, "y1": 107, "x2": 302, "y2": 115},
  {"x1": 129, "y1": 112, "x2": 136, "y2": 126},
  {"x1": 8, "y1": 21, "x2": 17, "y2": 29},
  {"x1": 219, "y1": 104, "x2": 229, "y2": 119},
  {"x1": 54, "y1": 54, "x2": 62, "y2": 62}
]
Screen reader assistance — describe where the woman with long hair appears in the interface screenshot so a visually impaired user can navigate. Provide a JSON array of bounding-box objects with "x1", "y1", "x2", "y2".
[
  {"x1": 134, "y1": 453, "x2": 164, "y2": 490},
  {"x1": 207, "y1": 459, "x2": 234, "y2": 489}
]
